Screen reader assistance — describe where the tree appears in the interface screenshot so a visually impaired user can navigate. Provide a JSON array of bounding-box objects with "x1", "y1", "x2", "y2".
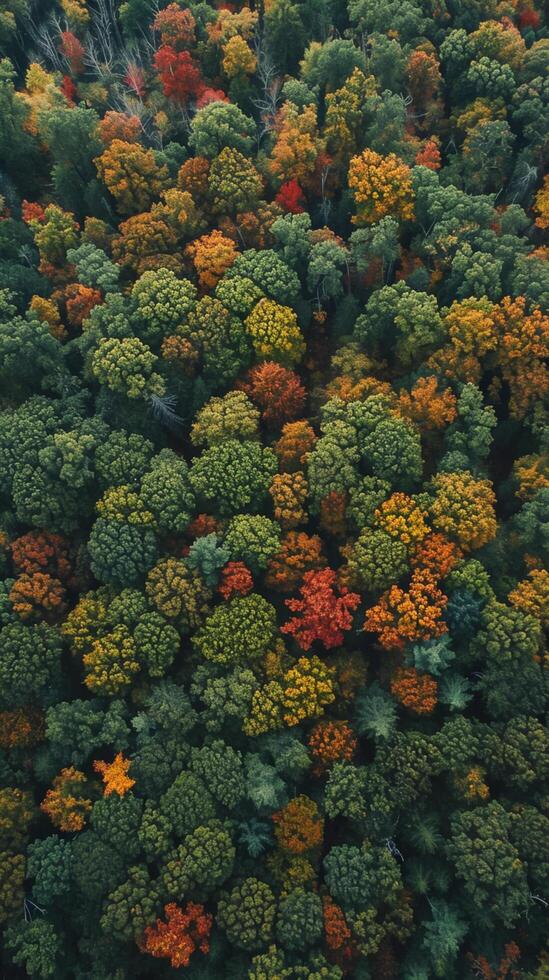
[
  {"x1": 37, "y1": 104, "x2": 102, "y2": 216},
  {"x1": 222, "y1": 35, "x2": 257, "y2": 79},
  {"x1": 9, "y1": 572, "x2": 67, "y2": 623},
  {"x1": 309, "y1": 720, "x2": 357, "y2": 772},
  {"x1": 112, "y1": 212, "x2": 179, "y2": 275},
  {"x1": 226, "y1": 249, "x2": 300, "y2": 305},
  {"x1": 347, "y1": 528, "x2": 409, "y2": 592},
  {"x1": 265, "y1": 0, "x2": 306, "y2": 73},
  {"x1": 348, "y1": 150, "x2": 414, "y2": 226},
  {"x1": 101, "y1": 864, "x2": 160, "y2": 941},
  {"x1": 98, "y1": 111, "x2": 141, "y2": 147},
  {"x1": 186, "y1": 230, "x2": 238, "y2": 289},
  {"x1": 160, "y1": 771, "x2": 215, "y2": 838},
  {"x1": 190, "y1": 439, "x2": 277, "y2": 516},
  {"x1": 269, "y1": 102, "x2": 323, "y2": 187},
  {"x1": 364, "y1": 571, "x2": 448, "y2": 651},
  {"x1": 3, "y1": 920, "x2": 61, "y2": 980},
  {"x1": 265, "y1": 531, "x2": 325, "y2": 592},
  {"x1": 93, "y1": 753, "x2": 135, "y2": 796},
  {"x1": 270, "y1": 472, "x2": 308, "y2": 529},
  {"x1": 0, "y1": 313, "x2": 63, "y2": 400},
  {"x1": 240, "y1": 362, "x2": 306, "y2": 426},
  {"x1": 140, "y1": 449, "x2": 195, "y2": 535},
  {"x1": 276, "y1": 889, "x2": 323, "y2": 951},
  {"x1": 82, "y1": 625, "x2": 141, "y2": 695},
  {"x1": 0, "y1": 622, "x2": 63, "y2": 709},
  {"x1": 87, "y1": 520, "x2": 158, "y2": 589},
  {"x1": 131, "y1": 269, "x2": 197, "y2": 349},
  {"x1": 390, "y1": 667, "x2": 438, "y2": 714},
  {"x1": 447, "y1": 802, "x2": 529, "y2": 928},
  {"x1": 153, "y1": 3, "x2": 196, "y2": 48},
  {"x1": 40, "y1": 768, "x2": 92, "y2": 832},
  {"x1": 91, "y1": 337, "x2": 166, "y2": 400},
  {"x1": 273, "y1": 795, "x2": 323, "y2": 854},
  {"x1": 191, "y1": 390, "x2": 259, "y2": 446},
  {"x1": 146, "y1": 558, "x2": 211, "y2": 632},
  {"x1": 245, "y1": 298, "x2": 305, "y2": 367},
  {"x1": 300, "y1": 39, "x2": 366, "y2": 93},
  {"x1": 95, "y1": 140, "x2": 169, "y2": 215},
  {"x1": 275, "y1": 420, "x2": 317, "y2": 471},
  {"x1": 354, "y1": 281, "x2": 444, "y2": 369},
  {"x1": 193, "y1": 594, "x2": 277, "y2": 666},
  {"x1": 141, "y1": 902, "x2": 212, "y2": 968},
  {"x1": 324, "y1": 68, "x2": 377, "y2": 163},
  {"x1": 429, "y1": 471, "x2": 497, "y2": 551},
  {"x1": 28, "y1": 834, "x2": 73, "y2": 906},
  {"x1": 154, "y1": 46, "x2": 203, "y2": 105},
  {"x1": 189, "y1": 101, "x2": 256, "y2": 157},
  {"x1": 224, "y1": 514, "x2": 281, "y2": 572},
  {"x1": 208, "y1": 147, "x2": 263, "y2": 216},
  {"x1": 160, "y1": 821, "x2": 235, "y2": 899},
  {"x1": 217, "y1": 878, "x2": 276, "y2": 951},
  {"x1": 282, "y1": 568, "x2": 360, "y2": 650}
]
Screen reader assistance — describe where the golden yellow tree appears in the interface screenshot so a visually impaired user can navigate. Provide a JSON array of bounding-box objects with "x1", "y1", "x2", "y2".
[{"x1": 348, "y1": 149, "x2": 414, "y2": 226}]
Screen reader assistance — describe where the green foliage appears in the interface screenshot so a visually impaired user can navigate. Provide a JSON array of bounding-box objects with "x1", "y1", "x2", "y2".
[
  {"x1": 276, "y1": 889, "x2": 323, "y2": 951},
  {"x1": 348, "y1": 528, "x2": 408, "y2": 591},
  {"x1": 27, "y1": 835, "x2": 73, "y2": 906},
  {"x1": 189, "y1": 101, "x2": 256, "y2": 157},
  {"x1": 218, "y1": 878, "x2": 276, "y2": 950},
  {"x1": 4, "y1": 919, "x2": 61, "y2": 979},
  {"x1": 101, "y1": 864, "x2": 160, "y2": 941},
  {"x1": 193, "y1": 595, "x2": 277, "y2": 666},
  {"x1": 190, "y1": 440, "x2": 278, "y2": 516},
  {"x1": 0, "y1": 622, "x2": 63, "y2": 708},
  {"x1": 224, "y1": 515, "x2": 281, "y2": 572},
  {"x1": 87, "y1": 518, "x2": 158, "y2": 588},
  {"x1": 160, "y1": 821, "x2": 235, "y2": 899},
  {"x1": 448, "y1": 803, "x2": 529, "y2": 927}
]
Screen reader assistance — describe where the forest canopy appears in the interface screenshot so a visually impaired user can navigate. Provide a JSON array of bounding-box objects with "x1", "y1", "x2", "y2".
[{"x1": 0, "y1": 0, "x2": 548, "y2": 977}]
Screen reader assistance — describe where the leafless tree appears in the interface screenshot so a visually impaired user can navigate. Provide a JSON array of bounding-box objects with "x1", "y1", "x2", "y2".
[{"x1": 252, "y1": 32, "x2": 282, "y2": 144}]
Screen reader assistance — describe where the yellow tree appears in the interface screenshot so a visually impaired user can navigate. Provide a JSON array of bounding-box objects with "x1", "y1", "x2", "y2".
[
  {"x1": 269, "y1": 102, "x2": 323, "y2": 187},
  {"x1": 186, "y1": 230, "x2": 238, "y2": 289},
  {"x1": 324, "y1": 68, "x2": 376, "y2": 163},
  {"x1": 95, "y1": 140, "x2": 169, "y2": 215},
  {"x1": 348, "y1": 149, "x2": 414, "y2": 226}
]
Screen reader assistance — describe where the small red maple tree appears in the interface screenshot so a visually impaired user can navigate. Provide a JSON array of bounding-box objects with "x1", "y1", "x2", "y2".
[
  {"x1": 141, "y1": 902, "x2": 213, "y2": 969},
  {"x1": 282, "y1": 567, "x2": 360, "y2": 650}
]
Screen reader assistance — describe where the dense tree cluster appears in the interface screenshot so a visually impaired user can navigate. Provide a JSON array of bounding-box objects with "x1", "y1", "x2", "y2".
[{"x1": 0, "y1": 0, "x2": 547, "y2": 977}]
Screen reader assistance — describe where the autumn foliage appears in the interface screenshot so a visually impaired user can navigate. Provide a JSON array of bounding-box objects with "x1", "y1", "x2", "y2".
[
  {"x1": 141, "y1": 903, "x2": 212, "y2": 969},
  {"x1": 282, "y1": 568, "x2": 360, "y2": 650}
]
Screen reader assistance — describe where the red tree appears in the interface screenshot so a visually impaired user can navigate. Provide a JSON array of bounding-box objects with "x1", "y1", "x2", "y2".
[
  {"x1": 59, "y1": 31, "x2": 85, "y2": 75},
  {"x1": 239, "y1": 362, "x2": 306, "y2": 426},
  {"x1": 141, "y1": 903, "x2": 212, "y2": 969},
  {"x1": 218, "y1": 561, "x2": 253, "y2": 600},
  {"x1": 275, "y1": 179, "x2": 306, "y2": 213},
  {"x1": 153, "y1": 3, "x2": 196, "y2": 48},
  {"x1": 282, "y1": 567, "x2": 360, "y2": 650},
  {"x1": 11, "y1": 530, "x2": 73, "y2": 585},
  {"x1": 154, "y1": 46, "x2": 203, "y2": 105}
]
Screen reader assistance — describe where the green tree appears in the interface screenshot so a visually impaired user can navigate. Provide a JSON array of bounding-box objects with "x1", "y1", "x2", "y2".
[
  {"x1": 3, "y1": 919, "x2": 61, "y2": 980},
  {"x1": 224, "y1": 514, "x2": 281, "y2": 572},
  {"x1": 160, "y1": 821, "x2": 235, "y2": 899},
  {"x1": 276, "y1": 889, "x2": 323, "y2": 951},
  {"x1": 190, "y1": 439, "x2": 277, "y2": 516},
  {"x1": 447, "y1": 802, "x2": 529, "y2": 927},
  {"x1": 27, "y1": 835, "x2": 73, "y2": 906},
  {"x1": 218, "y1": 878, "x2": 276, "y2": 950},
  {"x1": 189, "y1": 101, "x2": 256, "y2": 157},
  {"x1": 193, "y1": 594, "x2": 277, "y2": 666}
]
